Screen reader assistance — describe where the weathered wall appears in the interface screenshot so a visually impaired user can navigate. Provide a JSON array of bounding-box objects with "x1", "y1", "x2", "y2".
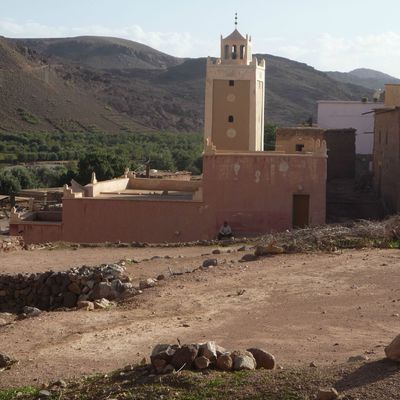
[
  {"x1": 202, "y1": 153, "x2": 326, "y2": 234},
  {"x1": 10, "y1": 222, "x2": 63, "y2": 244},
  {"x1": 373, "y1": 109, "x2": 400, "y2": 213},
  {"x1": 276, "y1": 127, "x2": 324, "y2": 153},
  {"x1": 324, "y1": 129, "x2": 356, "y2": 180},
  {"x1": 61, "y1": 199, "x2": 213, "y2": 244},
  {"x1": 317, "y1": 101, "x2": 385, "y2": 155},
  {"x1": 11, "y1": 153, "x2": 327, "y2": 244}
]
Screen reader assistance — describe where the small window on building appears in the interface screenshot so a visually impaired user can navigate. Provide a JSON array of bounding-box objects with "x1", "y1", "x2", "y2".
[
  {"x1": 385, "y1": 130, "x2": 388, "y2": 145},
  {"x1": 232, "y1": 45, "x2": 237, "y2": 60},
  {"x1": 229, "y1": 80, "x2": 235, "y2": 87},
  {"x1": 240, "y1": 45, "x2": 245, "y2": 60},
  {"x1": 296, "y1": 144, "x2": 305, "y2": 152},
  {"x1": 379, "y1": 130, "x2": 381, "y2": 144},
  {"x1": 224, "y1": 45, "x2": 229, "y2": 59},
  {"x1": 228, "y1": 115, "x2": 234, "y2": 123}
]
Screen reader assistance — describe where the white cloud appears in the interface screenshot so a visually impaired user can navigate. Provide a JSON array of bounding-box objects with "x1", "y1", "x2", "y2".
[
  {"x1": 1, "y1": 18, "x2": 399, "y2": 76},
  {"x1": 0, "y1": 18, "x2": 214, "y2": 58},
  {"x1": 258, "y1": 32, "x2": 400, "y2": 77}
]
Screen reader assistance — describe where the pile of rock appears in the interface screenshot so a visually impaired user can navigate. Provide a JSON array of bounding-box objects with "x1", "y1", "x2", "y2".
[
  {"x1": 0, "y1": 263, "x2": 135, "y2": 313},
  {"x1": 150, "y1": 341, "x2": 275, "y2": 374},
  {"x1": 0, "y1": 236, "x2": 24, "y2": 253}
]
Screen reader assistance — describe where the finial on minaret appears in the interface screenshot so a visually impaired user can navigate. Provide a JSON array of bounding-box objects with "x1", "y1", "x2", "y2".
[{"x1": 235, "y1": 12, "x2": 238, "y2": 28}]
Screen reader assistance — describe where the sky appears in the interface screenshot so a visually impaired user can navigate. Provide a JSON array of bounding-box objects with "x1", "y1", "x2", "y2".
[{"x1": 1, "y1": 0, "x2": 400, "y2": 77}]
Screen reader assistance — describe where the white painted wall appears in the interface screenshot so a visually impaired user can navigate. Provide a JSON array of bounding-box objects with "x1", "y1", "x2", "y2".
[{"x1": 317, "y1": 101, "x2": 385, "y2": 154}]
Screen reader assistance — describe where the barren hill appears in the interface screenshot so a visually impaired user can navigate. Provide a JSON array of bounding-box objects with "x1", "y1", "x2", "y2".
[
  {"x1": 0, "y1": 35, "x2": 375, "y2": 133},
  {"x1": 326, "y1": 68, "x2": 400, "y2": 91}
]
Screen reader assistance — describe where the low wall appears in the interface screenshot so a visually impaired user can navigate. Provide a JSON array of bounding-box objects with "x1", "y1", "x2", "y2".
[
  {"x1": 9, "y1": 222, "x2": 63, "y2": 244},
  {"x1": 62, "y1": 198, "x2": 214, "y2": 244},
  {"x1": 0, "y1": 264, "x2": 132, "y2": 313}
]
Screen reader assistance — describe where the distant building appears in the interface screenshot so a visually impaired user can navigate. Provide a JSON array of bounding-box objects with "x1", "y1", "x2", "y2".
[
  {"x1": 317, "y1": 100, "x2": 385, "y2": 155},
  {"x1": 276, "y1": 127, "x2": 356, "y2": 181},
  {"x1": 373, "y1": 84, "x2": 400, "y2": 213},
  {"x1": 10, "y1": 25, "x2": 328, "y2": 244}
]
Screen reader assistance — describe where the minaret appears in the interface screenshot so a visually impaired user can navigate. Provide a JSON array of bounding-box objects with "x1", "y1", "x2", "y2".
[{"x1": 204, "y1": 16, "x2": 266, "y2": 152}]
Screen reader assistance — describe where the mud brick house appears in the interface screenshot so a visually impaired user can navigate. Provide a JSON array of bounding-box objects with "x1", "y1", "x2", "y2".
[
  {"x1": 276, "y1": 127, "x2": 355, "y2": 181},
  {"x1": 10, "y1": 26, "x2": 328, "y2": 244},
  {"x1": 373, "y1": 84, "x2": 400, "y2": 213}
]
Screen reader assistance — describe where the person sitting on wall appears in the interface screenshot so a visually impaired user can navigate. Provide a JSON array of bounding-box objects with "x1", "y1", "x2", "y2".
[{"x1": 218, "y1": 221, "x2": 233, "y2": 240}]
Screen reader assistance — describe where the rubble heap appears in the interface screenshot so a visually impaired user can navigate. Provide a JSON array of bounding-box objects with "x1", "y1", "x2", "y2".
[
  {"x1": 150, "y1": 341, "x2": 276, "y2": 374},
  {"x1": 0, "y1": 236, "x2": 24, "y2": 252},
  {"x1": 0, "y1": 264, "x2": 134, "y2": 313}
]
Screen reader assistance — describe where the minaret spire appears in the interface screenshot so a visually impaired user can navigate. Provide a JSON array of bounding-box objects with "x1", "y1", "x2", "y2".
[{"x1": 234, "y1": 12, "x2": 238, "y2": 29}]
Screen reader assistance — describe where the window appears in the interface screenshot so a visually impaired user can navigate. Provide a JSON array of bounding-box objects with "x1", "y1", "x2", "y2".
[
  {"x1": 385, "y1": 129, "x2": 388, "y2": 145},
  {"x1": 224, "y1": 45, "x2": 229, "y2": 59},
  {"x1": 296, "y1": 144, "x2": 305, "y2": 152},
  {"x1": 229, "y1": 80, "x2": 234, "y2": 87},
  {"x1": 379, "y1": 130, "x2": 381, "y2": 144},
  {"x1": 240, "y1": 45, "x2": 245, "y2": 60},
  {"x1": 232, "y1": 45, "x2": 237, "y2": 60},
  {"x1": 228, "y1": 115, "x2": 234, "y2": 123}
]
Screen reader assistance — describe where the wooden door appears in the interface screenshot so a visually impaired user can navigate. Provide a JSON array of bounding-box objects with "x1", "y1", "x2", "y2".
[{"x1": 292, "y1": 194, "x2": 310, "y2": 229}]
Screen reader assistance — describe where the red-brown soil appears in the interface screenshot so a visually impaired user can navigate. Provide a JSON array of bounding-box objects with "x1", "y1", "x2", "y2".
[{"x1": 0, "y1": 246, "x2": 399, "y2": 389}]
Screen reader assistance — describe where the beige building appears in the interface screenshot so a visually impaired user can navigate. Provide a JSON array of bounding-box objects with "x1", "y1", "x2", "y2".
[
  {"x1": 373, "y1": 84, "x2": 400, "y2": 213},
  {"x1": 204, "y1": 29, "x2": 265, "y2": 151}
]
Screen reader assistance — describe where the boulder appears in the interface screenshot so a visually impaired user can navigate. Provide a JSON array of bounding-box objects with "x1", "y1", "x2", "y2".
[
  {"x1": 63, "y1": 292, "x2": 77, "y2": 308},
  {"x1": 385, "y1": 333, "x2": 400, "y2": 361},
  {"x1": 216, "y1": 353, "x2": 233, "y2": 371},
  {"x1": 93, "y1": 298, "x2": 113, "y2": 309},
  {"x1": 199, "y1": 341, "x2": 217, "y2": 361},
  {"x1": 215, "y1": 344, "x2": 227, "y2": 356},
  {"x1": 152, "y1": 358, "x2": 167, "y2": 373},
  {"x1": 67, "y1": 282, "x2": 81, "y2": 295},
  {"x1": 0, "y1": 353, "x2": 17, "y2": 368},
  {"x1": 194, "y1": 356, "x2": 210, "y2": 370},
  {"x1": 212, "y1": 249, "x2": 221, "y2": 254},
  {"x1": 77, "y1": 300, "x2": 94, "y2": 311},
  {"x1": 171, "y1": 345, "x2": 198, "y2": 369},
  {"x1": 240, "y1": 254, "x2": 258, "y2": 262},
  {"x1": 150, "y1": 344, "x2": 177, "y2": 367},
  {"x1": 232, "y1": 350, "x2": 256, "y2": 371},
  {"x1": 202, "y1": 259, "x2": 218, "y2": 268},
  {"x1": 316, "y1": 388, "x2": 339, "y2": 400},
  {"x1": 139, "y1": 278, "x2": 156, "y2": 290},
  {"x1": 247, "y1": 348, "x2": 276, "y2": 370},
  {"x1": 22, "y1": 306, "x2": 41, "y2": 317},
  {"x1": 92, "y1": 282, "x2": 114, "y2": 299},
  {"x1": 255, "y1": 242, "x2": 284, "y2": 256}
]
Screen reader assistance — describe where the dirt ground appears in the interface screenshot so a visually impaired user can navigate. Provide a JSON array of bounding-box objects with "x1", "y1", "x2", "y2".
[{"x1": 0, "y1": 245, "x2": 399, "y2": 389}]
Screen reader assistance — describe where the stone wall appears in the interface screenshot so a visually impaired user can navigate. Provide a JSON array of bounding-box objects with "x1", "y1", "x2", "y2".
[{"x1": 0, "y1": 264, "x2": 134, "y2": 313}]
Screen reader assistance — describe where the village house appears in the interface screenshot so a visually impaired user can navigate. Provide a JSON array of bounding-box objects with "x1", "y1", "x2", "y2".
[
  {"x1": 373, "y1": 84, "x2": 400, "y2": 214},
  {"x1": 10, "y1": 26, "x2": 328, "y2": 244}
]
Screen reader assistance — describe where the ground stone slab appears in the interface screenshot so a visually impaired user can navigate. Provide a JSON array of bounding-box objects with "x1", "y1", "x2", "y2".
[
  {"x1": 385, "y1": 333, "x2": 400, "y2": 361},
  {"x1": 247, "y1": 348, "x2": 276, "y2": 370}
]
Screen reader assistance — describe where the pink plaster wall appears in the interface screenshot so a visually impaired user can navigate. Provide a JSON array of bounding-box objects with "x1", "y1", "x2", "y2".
[
  {"x1": 202, "y1": 153, "x2": 326, "y2": 234},
  {"x1": 11, "y1": 153, "x2": 327, "y2": 244},
  {"x1": 61, "y1": 198, "x2": 213, "y2": 244},
  {"x1": 10, "y1": 222, "x2": 63, "y2": 244}
]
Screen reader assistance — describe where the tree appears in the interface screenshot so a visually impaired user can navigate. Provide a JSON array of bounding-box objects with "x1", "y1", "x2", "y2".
[
  {"x1": 77, "y1": 151, "x2": 129, "y2": 184},
  {"x1": 0, "y1": 171, "x2": 21, "y2": 195},
  {"x1": 264, "y1": 124, "x2": 277, "y2": 151}
]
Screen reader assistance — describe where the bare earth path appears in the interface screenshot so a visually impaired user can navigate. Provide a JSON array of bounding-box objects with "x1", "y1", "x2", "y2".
[{"x1": 0, "y1": 246, "x2": 399, "y2": 388}]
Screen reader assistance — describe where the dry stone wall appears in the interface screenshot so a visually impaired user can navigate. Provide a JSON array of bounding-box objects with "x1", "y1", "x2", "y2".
[{"x1": 0, "y1": 264, "x2": 134, "y2": 313}]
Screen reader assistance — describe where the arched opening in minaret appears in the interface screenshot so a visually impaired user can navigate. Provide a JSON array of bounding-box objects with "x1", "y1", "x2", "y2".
[
  {"x1": 224, "y1": 45, "x2": 229, "y2": 59},
  {"x1": 240, "y1": 45, "x2": 245, "y2": 60},
  {"x1": 228, "y1": 115, "x2": 234, "y2": 123},
  {"x1": 231, "y1": 45, "x2": 237, "y2": 60}
]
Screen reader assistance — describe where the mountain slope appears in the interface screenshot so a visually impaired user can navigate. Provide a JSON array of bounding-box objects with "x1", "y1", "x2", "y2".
[
  {"x1": 2, "y1": 35, "x2": 375, "y2": 132},
  {"x1": 326, "y1": 68, "x2": 400, "y2": 91},
  {"x1": 15, "y1": 36, "x2": 183, "y2": 70},
  {"x1": 0, "y1": 37, "x2": 150, "y2": 134}
]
